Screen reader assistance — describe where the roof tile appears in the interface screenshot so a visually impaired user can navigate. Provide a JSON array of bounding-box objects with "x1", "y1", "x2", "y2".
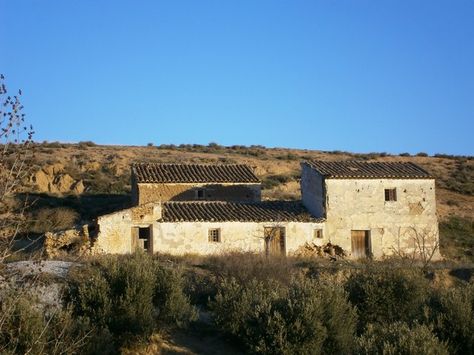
[
  {"x1": 160, "y1": 201, "x2": 322, "y2": 222},
  {"x1": 132, "y1": 163, "x2": 260, "y2": 183},
  {"x1": 303, "y1": 160, "x2": 431, "y2": 179}
]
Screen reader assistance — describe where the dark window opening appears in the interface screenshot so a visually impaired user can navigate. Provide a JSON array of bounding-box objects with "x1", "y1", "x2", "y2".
[
  {"x1": 314, "y1": 229, "x2": 323, "y2": 239},
  {"x1": 139, "y1": 227, "x2": 150, "y2": 239},
  {"x1": 133, "y1": 226, "x2": 151, "y2": 251},
  {"x1": 197, "y1": 189, "x2": 205, "y2": 199},
  {"x1": 208, "y1": 229, "x2": 221, "y2": 242},
  {"x1": 385, "y1": 188, "x2": 397, "y2": 201}
]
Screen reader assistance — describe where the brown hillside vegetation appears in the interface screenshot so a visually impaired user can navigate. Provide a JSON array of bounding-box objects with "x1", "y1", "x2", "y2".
[{"x1": 27, "y1": 142, "x2": 473, "y2": 219}]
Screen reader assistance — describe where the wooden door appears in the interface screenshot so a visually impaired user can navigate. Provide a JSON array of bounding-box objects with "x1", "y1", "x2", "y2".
[
  {"x1": 264, "y1": 227, "x2": 286, "y2": 256},
  {"x1": 351, "y1": 230, "x2": 370, "y2": 258}
]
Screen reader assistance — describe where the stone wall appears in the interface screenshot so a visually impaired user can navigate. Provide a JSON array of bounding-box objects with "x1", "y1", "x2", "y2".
[
  {"x1": 136, "y1": 183, "x2": 261, "y2": 205},
  {"x1": 94, "y1": 203, "x2": 161, "y2": 254},
  {"x1": 153, "y1": 221, "x2": 326, "y2": 255},
  {"x1": 301, "y1": 164, "x2": 325, "y2": 218},
  {"x1": 95, "y1": 203, "x2": 327, "y2": 256},
  {"x1": 322, "y1": 178, "x2": 440, "y2": 259}
]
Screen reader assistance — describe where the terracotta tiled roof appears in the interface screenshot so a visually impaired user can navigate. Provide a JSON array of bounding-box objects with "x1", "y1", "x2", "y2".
[
  {"x1": 303, "y1": 160, "x2": 431, "y2": 179},
  {"x1": 132, "y1": 163, "x2": 260, "y2": 183},
  {"x1": 160, "y1": 201, "x2": 322, "y2": 222}
]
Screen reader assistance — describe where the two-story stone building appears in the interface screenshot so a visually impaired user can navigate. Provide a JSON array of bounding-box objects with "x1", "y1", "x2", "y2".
[
  {"x1": 301, "y1": 161, "x2": 439, "y2": 259},
  {"x1": 94, "y1": 161, "x2": 440, "y2": 259}
]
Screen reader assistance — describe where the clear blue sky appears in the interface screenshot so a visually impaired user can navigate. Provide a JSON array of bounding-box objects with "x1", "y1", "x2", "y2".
[{"x1": 1, "y1": 1, "x2": 473, "y2": 155}]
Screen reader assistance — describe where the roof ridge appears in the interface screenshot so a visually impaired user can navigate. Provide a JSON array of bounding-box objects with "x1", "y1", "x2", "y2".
[{"x1": 132, "y1": 162, "x2": 249, "y2": 167}]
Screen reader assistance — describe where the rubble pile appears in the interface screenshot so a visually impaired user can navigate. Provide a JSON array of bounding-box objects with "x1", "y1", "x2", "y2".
[
  {"x1": 44, "y1": 224, "x2": 91, "y2": 258},
  {"x1": 294, "y1": 242, "x2": 346, "y2": 259}
]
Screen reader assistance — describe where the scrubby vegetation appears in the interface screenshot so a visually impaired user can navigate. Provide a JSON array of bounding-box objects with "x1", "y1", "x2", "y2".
[
  {"x1": 440, "y1": 216, "x2": 474, "y2": 262},
  {"x1": 1, "y1": 252, "x2": 474, "y2": 354},
  {"x1": 66, "y1": 252, "x2": 197, "y2": 350}
]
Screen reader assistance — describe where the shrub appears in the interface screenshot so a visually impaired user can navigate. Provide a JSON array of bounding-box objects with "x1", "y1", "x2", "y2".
[
  {"x1": 67, "y1": 253, "x2": 197, "y2": 347},
  {"x1": 0, "y1": 289, "x2": 94, "y2": 354},
  {"x1": 153, "y1": 265, "x2": 198, "y2": 327},
  {"x1": 207, "y1": 142, "x2": 221, "y2": 149},
  {"x1": 399, "y1": 152, "x2": 411, "y2": 157},
  {"x1": 262, "y1": 174, "x2": 293, "y2": 190},
  {"x1": 356, "y1": 322, "x2": 449, "y2": 355},
  {"x1": 345, "y1": 267, "x2": 430, "y2": 331},
  {"x1": 77, "y1": 141, "x2": 96, "y2": 148},
  {"x1": 439, "y1": 217, "x2": 474, "y2": 262},
  {"x1": 430, "y1": 283, "x2": 474, "y2": 354},
  {"x1": 211, "y1": 276, "x2": 357, "y2": 354},
  {"x1": 31, "y1": 207, "x2": 79, "y2": 234},
  {"x1": 205, "y1": 252, "x2": 295, "y2": 286},
  {"x1": 416, "y1": 152, "x2": 429, "y2": 157}
]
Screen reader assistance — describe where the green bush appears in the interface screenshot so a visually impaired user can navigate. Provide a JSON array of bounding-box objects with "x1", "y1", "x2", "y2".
[
  {"x1": 154, "y1": 265, "x2": 198, "y2": 327},
  {"x1": 211, "y1": 276, "x2": 357, "y2": 354},
  {"x1": 67, "y1": 253, "x2": 197, "y2": 347},
  {"x1": 345, "y1": 267, "x2": 430, "y2": 331},
  {"x1": 356, "y1": 322, "x2": 448, "y2": 355},
  {"x1": 439, "y1": 217, "x2": 474, "y2": 262},
  {"x1": 262, "y1": 174, "x2": 294, "y2": 189},
  {"x1": 205, "y1": 252, "x2": 295, "y2": 286},
  {"x1": 430, "y1": 283, "x2": 474, "y2": 354},
  {"x1": 0, "y1": 290, "x2": 94, "y2": 355}
]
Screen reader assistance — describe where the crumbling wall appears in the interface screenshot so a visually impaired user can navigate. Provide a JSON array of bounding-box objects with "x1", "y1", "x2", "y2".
[
  {"x1": 94, "y1": 203, "x2": 161, "y2": 254},
  {"x1": 44, "y1": 225, "x2": 90, "y2": 258}
]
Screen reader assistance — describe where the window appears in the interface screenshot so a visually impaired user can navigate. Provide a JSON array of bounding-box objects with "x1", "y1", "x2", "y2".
[
  {"x1": 208, "y1": 228, "x2": 221, "y2": 243},
  {"x1": 384, "y1": 188, "x2": 397, "y2": 201},
  {"x1": 314, "y1": 229, "x2": 323, "y2": 239},
  {"x1": 196, "y1": 189, "x2": 205, "y2": 199}
]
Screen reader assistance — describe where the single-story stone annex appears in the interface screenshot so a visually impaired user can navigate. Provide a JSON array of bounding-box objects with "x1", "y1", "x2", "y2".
[{"x1": 92, "y1": 161, "x2": 440, "y2": 259}]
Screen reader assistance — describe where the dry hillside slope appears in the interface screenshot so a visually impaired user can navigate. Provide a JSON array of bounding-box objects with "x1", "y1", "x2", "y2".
[{"x1": 26, "y1": 142, "x2": 473, "y2": 220}]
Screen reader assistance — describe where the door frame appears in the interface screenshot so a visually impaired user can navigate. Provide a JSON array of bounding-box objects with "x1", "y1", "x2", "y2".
[
  {"x1": 131, "y1": 225, "x2": 153, "y2": 253},
  {"x1": 264, "y1": 226, "x2": 286, "y2": 256},
  {"x1": 351, "y1": 230, "x2": 371, "y2": 258}
]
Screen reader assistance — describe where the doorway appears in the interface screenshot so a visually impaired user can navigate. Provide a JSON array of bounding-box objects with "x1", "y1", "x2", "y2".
[
  {"x1": 264, "y1": 227, "x2": 286, "y2": 256},
  {"x1": 132, "y1": 226, "x2": 153, "y2": 253},
  {"x1": 351, "y1": 230, "x2": 371, "y2": 258}
]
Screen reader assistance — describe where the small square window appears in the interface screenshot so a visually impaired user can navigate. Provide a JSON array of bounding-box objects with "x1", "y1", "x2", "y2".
[
  {"x1": 196, "y1": 189, "x2": 205, "y2": 199},
  {"x1": 208, "y1": 229, "x2": 221, "y2": 243},
  {"x1": 385, "y1": 188, "x2": 397, "y2": 201},
  {"x1": 314, "y1": 229, "x2": 323, "y2": 239}
]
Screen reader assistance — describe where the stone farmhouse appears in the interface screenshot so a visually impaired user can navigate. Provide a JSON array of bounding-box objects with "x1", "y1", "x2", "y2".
[{"x1": 93, "y1": 161, "x2": 440, "y2": 259}]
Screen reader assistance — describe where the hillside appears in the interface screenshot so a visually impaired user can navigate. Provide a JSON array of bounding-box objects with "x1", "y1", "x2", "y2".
[{"x1": 21, "y1": 142, "x2": 474, "y2": 261}]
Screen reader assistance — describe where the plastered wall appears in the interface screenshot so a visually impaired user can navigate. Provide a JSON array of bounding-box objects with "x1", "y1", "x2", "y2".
[
  {"x1": 96, "y1": 206, "x2": 325, "y2": 256},
  {"x1": 323, "y1": 178, "x2": 439, "y2": 259},
  {"x1": 95, "y1": 203, "x2": 161, "y2": 254},
  {"x1": 153, "y1": 221, "x2": 326, "y2": 255}
]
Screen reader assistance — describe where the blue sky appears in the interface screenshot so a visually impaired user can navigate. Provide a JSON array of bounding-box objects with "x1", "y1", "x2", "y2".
[{"x1": 1, "y1": 0, "x2": 473, "y2": 155}]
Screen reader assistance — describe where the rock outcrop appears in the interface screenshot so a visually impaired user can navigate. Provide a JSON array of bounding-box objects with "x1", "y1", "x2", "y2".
[{"x1": 31, "y1": 164, "x2": 85, "y2": 194}]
